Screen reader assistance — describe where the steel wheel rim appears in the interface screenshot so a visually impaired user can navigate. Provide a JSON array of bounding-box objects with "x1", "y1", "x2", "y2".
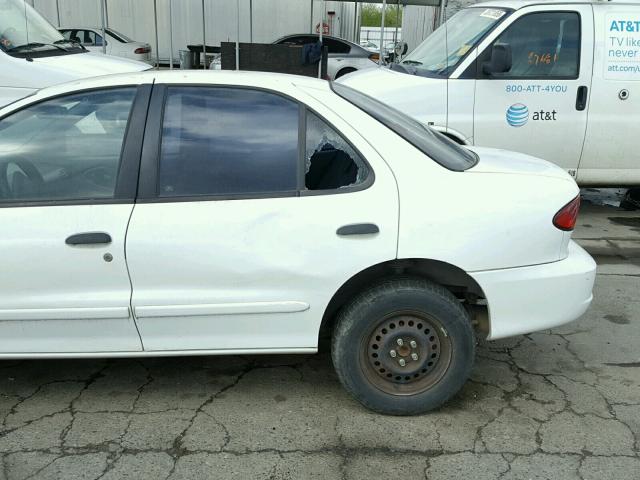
[{"x1": 360, "y1": 310, "x2": 453, "y2": 396}]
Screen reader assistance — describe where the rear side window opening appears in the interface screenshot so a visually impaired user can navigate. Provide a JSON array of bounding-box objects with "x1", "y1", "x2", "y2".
[
  {"x1": 305, "y1": 110, "x2": 369, "y2": 191},
  {"x1": 331, "y1": 82, "x2": 478, "y2": 172}
]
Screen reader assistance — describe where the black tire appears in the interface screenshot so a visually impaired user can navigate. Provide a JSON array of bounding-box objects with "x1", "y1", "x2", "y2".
[
  {"x1": 331, "y1": 278, "x2": 475, "y2": 415},
  {"x1": 335, "y1": 67, "x2": 357, "y2": 79},
  {"x1": 620, "y1": 188, "x2": 640, "y2": 211}
]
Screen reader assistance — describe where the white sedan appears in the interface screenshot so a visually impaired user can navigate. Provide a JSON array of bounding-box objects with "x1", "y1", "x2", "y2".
[
  {"x1": 59, "y1": 27, "x2": 152, "y2": 64},
  {"x1": 0, "y1": 71, "x2": 595, "y2": 415}
]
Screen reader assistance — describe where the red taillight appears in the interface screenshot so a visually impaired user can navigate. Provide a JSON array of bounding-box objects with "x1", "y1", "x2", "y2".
[
  {"x1": 134, "y1": 46, "x2": 150, "y2": 54},
  {"x1": 553, "y1": 195, "x2": 581, "y2": 231}
]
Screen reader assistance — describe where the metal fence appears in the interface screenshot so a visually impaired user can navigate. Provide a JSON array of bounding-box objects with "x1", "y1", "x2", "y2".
[{"x1": 359, "y1": 26, "x2": 402, "y2": 48}]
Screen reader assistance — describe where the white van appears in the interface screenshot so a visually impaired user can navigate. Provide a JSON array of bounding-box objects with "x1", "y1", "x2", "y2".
[
  {"x1": 340, "y1": 0, "x2": 640, "y2": 186},
  {"x1": 0, "y1": 0, "x2": 150, "y2": 108}
]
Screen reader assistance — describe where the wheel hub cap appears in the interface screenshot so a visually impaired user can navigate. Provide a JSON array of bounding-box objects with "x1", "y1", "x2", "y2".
[{"x1": 367, "y1": 315, "x2": 442, "y2": 385}]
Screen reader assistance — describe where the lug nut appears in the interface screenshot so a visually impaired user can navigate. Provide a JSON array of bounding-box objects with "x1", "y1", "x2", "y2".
[
  {"x1": 410, "y1": 340, "x2": 417, "y2": 348},
  {"x1": 399, "y1": 359, "x2": 406, "y2": 367},
  {"x1": 411, "y1": 353, "x2": 418, "y2": 361},
  {"x1": 396, "y1": 338, "x2": 404, "y2": 346},
  {"x1": 389, "y1": 350, "x2": 397, "y2": 358}
]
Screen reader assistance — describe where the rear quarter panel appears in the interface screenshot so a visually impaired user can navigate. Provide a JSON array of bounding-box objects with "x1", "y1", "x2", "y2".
[
  {"x1": 300, "y1": 83, "x2": 575, "y2": 272},
  {"x1": 394, "y1": 152, "x2": 577, "y2": 271}
]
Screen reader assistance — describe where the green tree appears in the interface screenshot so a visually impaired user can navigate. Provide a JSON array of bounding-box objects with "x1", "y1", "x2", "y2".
[{"x1": 360, "y1": 4, "x2": 403, "y2": 27}]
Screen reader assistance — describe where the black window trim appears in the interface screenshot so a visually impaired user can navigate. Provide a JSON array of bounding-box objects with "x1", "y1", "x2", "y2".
[
  {"x1": 0, "y1": 84, "x2": 151, "y2": 209},
  {"x1": 136, "y1": 83, "x2": 374, "y2": 204},
  {"x1": 473, "y1": 9, "x2": 583, "y2": 81},
  {"x1": 331, "y1": 81, "x2": 478, "y2": 172},
  {"x1": 105, "y1": 28, "x2": 126, "y2": 43}
]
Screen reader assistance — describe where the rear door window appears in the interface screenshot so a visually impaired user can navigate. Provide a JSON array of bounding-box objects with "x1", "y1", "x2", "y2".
[
  {"x1": 82, "y1": 30, "x2": 104, "y2": 47},
  {"x1": 324, "y1": 38, "x2": 351, "y2": 54},
  {"x1": 158, "y1": 87, "x2": 299, "y2": 197},
  {"x1": 279, "y1": 35, "x2": 315, "y2": 46}
]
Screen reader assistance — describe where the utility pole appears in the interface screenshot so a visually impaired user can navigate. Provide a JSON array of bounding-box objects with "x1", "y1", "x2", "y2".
[
  {"x1": 100, "y1": 0, "x2": 106, "y2": 55},
  {"x1": 236, "y1": 0, "x2": 240, "y2": 70},
  {"x1": 169, "y1": 0, "x2": 174, "y2": 68},
  {"x1": 153, "y1": 0, "x2": 160, "y2": 67},
  {"x1": 379, "y1": 0, "x2": 386, "y2": 65}
]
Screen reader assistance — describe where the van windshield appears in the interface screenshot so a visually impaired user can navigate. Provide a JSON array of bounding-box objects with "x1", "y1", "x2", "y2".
[
  {"x1": 0, "y1": 0, "x2": 81, "y2": 56},
  {"x1": 401, "y1": 7, "x2": 509, "y2": 77}
]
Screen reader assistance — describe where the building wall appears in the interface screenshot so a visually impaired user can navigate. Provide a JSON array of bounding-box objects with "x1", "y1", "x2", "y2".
[
  {"x1": 28, "y1": 0, "x2": 357, "y2": 62},
  {"x1": 401, "y1": 5, "x2": 438, "y2": 52}
]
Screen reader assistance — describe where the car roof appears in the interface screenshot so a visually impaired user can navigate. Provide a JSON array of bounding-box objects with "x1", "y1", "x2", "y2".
[
  {"x1": 21, "y1": 70, "x2": 331, "y2": 104},
  {"x1": 472, "y1": 0, "x2": 640, "y2": 9},
  {"x1": 59, "y1": 27, "x2": 105, "y2": 31},
  {"x1": 275, "y1": 33, "x2": 361, "y2": 48}
]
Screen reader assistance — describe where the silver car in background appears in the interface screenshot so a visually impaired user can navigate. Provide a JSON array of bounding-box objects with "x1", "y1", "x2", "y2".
[{"x1": 273, "y1": 34, "x2": 379, "y2": 79}]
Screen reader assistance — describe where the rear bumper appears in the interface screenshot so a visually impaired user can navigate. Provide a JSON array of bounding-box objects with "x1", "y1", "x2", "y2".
[{"x1": 471, "y1": 241, "x2": 596, "y2": 340}]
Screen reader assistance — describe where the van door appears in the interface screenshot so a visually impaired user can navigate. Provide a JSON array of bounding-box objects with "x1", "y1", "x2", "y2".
[
  {"x1": 472, "y1": 5, "x2": 594, "y2": 175},
  {"x1": 577, "y1": 5, "x2": 640, "y2": 185}
]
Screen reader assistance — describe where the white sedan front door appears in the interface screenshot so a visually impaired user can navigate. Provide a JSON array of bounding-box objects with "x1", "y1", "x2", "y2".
[
  {"x1": 126, "y1": 84, "x2": 399, "y2": 352},
  {"x1": 0, "y1": 86, "x2": 149, "y2": 354}
]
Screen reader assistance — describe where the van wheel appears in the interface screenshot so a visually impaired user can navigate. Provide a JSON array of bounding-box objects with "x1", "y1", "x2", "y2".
[
  {"x1": 620, "y1": 187, "x2": 640, "y2": 211},
  {"x1": 335, "y1": 67, "x2": 357, "y2": 79},
  {"x1": 331, "y1": 278, "x2": 475, "y2": 415}
]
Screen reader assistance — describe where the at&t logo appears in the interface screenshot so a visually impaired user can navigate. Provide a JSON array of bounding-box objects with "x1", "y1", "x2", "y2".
[{"x1": 506, "y1": 103, "x2": 529, "y2": 127}]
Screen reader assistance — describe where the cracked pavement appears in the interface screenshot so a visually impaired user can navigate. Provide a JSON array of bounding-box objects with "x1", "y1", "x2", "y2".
[{"x1": 0, "y1": 200, "x2": 639, "y2": 479}]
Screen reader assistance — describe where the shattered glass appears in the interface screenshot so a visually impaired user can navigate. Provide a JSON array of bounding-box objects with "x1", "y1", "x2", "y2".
[{"x1": 305, "y1": 111, "x2": 369, "y2": 188}]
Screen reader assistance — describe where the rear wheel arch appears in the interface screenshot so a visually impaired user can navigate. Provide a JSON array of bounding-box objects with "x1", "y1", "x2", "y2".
[{"x1": 319, "y1": 258, "x2": 489, "y2": 345}]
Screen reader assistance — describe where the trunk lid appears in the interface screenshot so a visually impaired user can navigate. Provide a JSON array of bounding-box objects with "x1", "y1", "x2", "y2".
[{"x1": 466, "y1": 146, "x2": 575, "y2": 183}]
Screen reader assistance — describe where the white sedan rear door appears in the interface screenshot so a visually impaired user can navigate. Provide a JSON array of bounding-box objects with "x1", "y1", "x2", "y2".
[{"x1": 126, "y1": 83, "x2": 399, "y2": 352}]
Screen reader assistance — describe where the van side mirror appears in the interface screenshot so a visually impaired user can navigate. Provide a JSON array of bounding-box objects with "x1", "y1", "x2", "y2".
[{"x1": 482, "y1": 43, "x2": 512, "y2": 75}]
